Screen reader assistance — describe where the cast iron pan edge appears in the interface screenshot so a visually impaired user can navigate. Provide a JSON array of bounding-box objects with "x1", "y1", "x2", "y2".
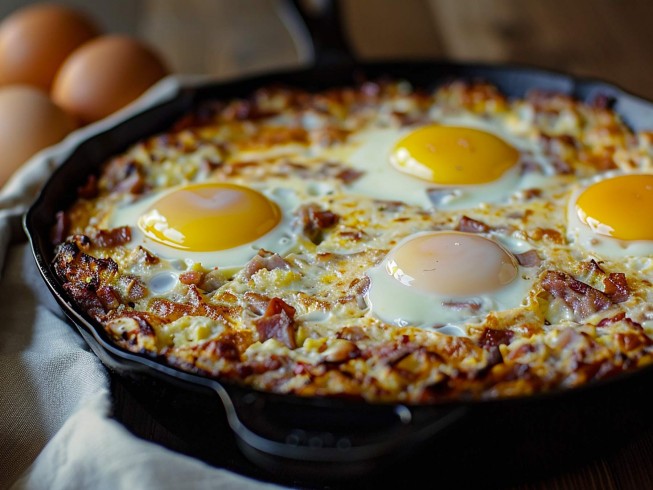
[{"x1": 23, "y1": 61, "x2": 653, "y2": 481}]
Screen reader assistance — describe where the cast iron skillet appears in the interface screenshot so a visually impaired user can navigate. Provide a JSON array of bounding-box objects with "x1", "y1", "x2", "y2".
[{"x1": 22, "y1": 1, "x2": 653, "y2": 484}]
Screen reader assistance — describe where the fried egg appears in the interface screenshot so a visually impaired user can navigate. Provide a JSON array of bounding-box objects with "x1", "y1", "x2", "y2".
[
  {"x1": 366, "y1": 231, "x2": 536, "y2": 335},
  {"x1": 109, "y1": 182, "x2": 299, "y2": 269},
  {"x1": 567, "y1": 173, "x2": 653, "y2": 257},
  {"x1": 344, "y1": 116, "x2": 552, "y2": 210}
]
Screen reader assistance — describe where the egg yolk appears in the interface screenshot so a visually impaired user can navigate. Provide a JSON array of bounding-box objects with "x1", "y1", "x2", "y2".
[
  {"x1": 390, "y1": 125, "x2": 519, "y2": 185},
  {"x1": 385, "y1": 232, "x2": 518, "y2": 296},
  {"x1": 138, "y1": 183, "x2": 281, "y2": 251},
  {"x1": 576, "y1": 174, "x2": 653, "y2": 241}
]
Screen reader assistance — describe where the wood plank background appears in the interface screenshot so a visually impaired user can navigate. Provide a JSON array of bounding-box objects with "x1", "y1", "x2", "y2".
[
  {"x1": 1, "y1": 0, "x2": 652, "y2": 99},
  {"x1": 3, "y1": 1, "x2": 653, "y2": 489}
]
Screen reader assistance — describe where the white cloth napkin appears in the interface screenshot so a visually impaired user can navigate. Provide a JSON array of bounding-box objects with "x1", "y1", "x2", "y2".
[{"x1": 0, "y1": 79, "x2": 286, "y2": 490}]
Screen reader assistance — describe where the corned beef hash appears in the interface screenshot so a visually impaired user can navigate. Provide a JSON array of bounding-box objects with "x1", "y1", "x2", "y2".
[{"x1": 51, "y1": 79, "x2": 653, "y2": 403}]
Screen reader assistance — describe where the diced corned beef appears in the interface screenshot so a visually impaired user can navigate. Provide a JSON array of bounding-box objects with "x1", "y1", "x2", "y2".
[
  {"x1": 93, "y1": 226, "x2": 132, "y2": 248},
  {"x1": 253, "y1": 297, "x2": 297, "y2": 349},
  {"x1": 243, "y1": 250, "x2": 290, "y2": 280},
  {"x1": 541, "y1": 270, "x2": 612, "y2": 320},
  {"x1": 515, "y1": 250, "x2": 542, "y2": 267},
  {"x1": 456, "y1": 215, "x2": 491, "y2": 233}
]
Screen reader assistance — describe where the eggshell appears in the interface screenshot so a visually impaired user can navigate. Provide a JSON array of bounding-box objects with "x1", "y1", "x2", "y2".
[
  {"x1": 51, "y1": 35, "x2": 169, "y2": 125},
  {"x1": 0, "y1": 3, "x2": 99, "y2": 90},
  {"x1": 0, "y1": 85, "x2": 75, "y2": 187}
]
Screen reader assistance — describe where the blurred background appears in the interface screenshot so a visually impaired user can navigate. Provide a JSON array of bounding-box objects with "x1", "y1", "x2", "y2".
[{"x1": 1, "y1": 0, "x2": 652, "y2": 98}]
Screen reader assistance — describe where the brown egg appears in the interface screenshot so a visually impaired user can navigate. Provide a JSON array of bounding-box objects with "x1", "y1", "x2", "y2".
[
  {"x1": 0, "y1": 3, "x2": 99, "y2": 90},
  {"x1": 51, "y1": 35, "x2": 169, "y2": 125},
  {"x1": 0, "y1": 85, "x2": 76, "y2": 187}
]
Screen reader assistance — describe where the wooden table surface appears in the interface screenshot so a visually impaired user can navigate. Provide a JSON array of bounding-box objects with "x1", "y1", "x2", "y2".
[
  {"x1": 2, "y1": 0, "x2": 645, "y2": 98},
  {"x1": 131, "y1": 0, "x2": 653, "y2": 101},
  {"x1": 10, "y1": 0, "x2": 650, "y2": 488}
]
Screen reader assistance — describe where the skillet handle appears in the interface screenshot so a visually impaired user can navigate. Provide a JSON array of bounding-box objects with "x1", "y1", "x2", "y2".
[
  {"x1": 213, "y1": 383, "x2": 467, "y2": 478},
  {"x1": 286, "y1": 0, "x2": 356, "y2": 68}
]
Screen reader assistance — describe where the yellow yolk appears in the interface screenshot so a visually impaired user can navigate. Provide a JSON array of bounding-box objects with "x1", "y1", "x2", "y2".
[
  {"x1": 138, "y1": 183, "x2": 281, "y2": 251},
  {"x1": 390, "y1": 125, "x2": 519, "y2": 185},
  {"x1": 385, "y1": 231, "x2": 518, "y2": 296},
  {"x1": 576, "y1": 174, "x2": 653, "y2": 241}
]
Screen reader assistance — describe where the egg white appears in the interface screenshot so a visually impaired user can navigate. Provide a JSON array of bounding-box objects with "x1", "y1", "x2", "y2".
[
  {"x1": 343, "y1": 115, "x2": 555, "y2": 210},
  {"x1": 109, "y1": 183, "x2": 302, "y2": 270},
  {"x1": 566, "y1": 172, "x2": 653, "y2": 258},
  {"x1": 365, "y1": 232, "x2": 537, "y2": 335}
]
